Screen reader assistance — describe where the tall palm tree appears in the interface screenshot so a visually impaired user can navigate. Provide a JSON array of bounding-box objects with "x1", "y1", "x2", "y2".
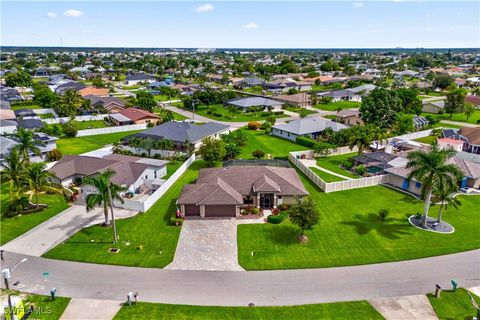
[
  {"x1": 14, "y1": 128, "x2": 41, "y2": 163},
  {"x1": 83, "y1": 169, "x2": 126, "y2": 242},
  {"x1": 1, "y1": 147, "x2": 27, "y2": 193},
  {"x1": 371, "y1": 126, "x2": 389, "y2": 151},
  {"x1": 26, "y1": 162, "x2": 62, "y2": 206},
  {"x1": 139, "y1": 137, "x2": 156, "y2": 157},
  {"x1": 432, "y1": 182, "x2": 461, "y2": 223},
  {"x1": 406, "y1": 141, "x2": 463, "y2": 228},
  {"x1": 156, "y1": 139, "x2": 173, "y2": 157},
  {"x1": 348, "y1": 126, "x2": 372, "y2": 155}
]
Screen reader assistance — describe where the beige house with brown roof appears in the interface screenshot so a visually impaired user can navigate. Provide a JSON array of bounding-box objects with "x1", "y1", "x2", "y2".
[
  {"x1": 336, "y1": 109, "x2": 364, "y2": 126},
  {"x1": 273, "y1": 93, "x2": 312, "y2": 107},
  {"x1": 177, "y1": 166, "x2": 308, "y2": 218}
]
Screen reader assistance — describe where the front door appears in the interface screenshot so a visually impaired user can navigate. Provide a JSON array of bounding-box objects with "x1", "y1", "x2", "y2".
[{"x1": 259, "y1": 193, "x2": 274, "y2": 209}]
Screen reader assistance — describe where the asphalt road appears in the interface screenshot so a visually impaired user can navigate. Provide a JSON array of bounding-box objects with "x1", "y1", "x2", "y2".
[{"x1": 2, "y1": 249, "x2": 479, "y2": 307}]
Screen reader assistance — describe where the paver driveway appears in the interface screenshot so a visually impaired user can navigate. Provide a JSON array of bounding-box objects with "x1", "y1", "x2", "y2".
[{"x1": 165, "y1": 219, "x2": 244, "y2": 271}]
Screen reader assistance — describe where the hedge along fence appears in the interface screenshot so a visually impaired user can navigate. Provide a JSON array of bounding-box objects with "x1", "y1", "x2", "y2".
[
  {"x1": 76, "y1": 123, "x2": 147, "y2": 137},
  {"x1": 289, "y1": 150, "x2": 388, "y2": 193}
]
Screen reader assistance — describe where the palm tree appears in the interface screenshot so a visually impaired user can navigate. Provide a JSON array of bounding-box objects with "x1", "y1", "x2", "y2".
[
  {"x1": 128, "y1": 137, "x2": 141, "y2": 155},
  {"x1": 371, "y1": 126, "x2": 389, "y2": 151},
  {"x1": 139, "y1": 137, "x2": 156, "y2": 157},
  {"x1": 26, "y1": 162, "x2": 62, "y2": 206},
  {"x1": 432, "y1": 182, "x2": 461, "y2": 223},
  {"x1": 83, "y1": 169, "x2": 126, "y2": 242},
  {"x1": 1, "y1": 148, "x2": 27, "y2": 193},
  {"x1": 471, "y1": 86, "x2": 480, "y2": 96},
  {"x1": 156, "y1": 139, "x2": 173, "y2": 157},
  {"x1": 406, "y1": 141, "x2": 463, "y2": 228},
  {"x1": 14, "y1": 128, "x2": 41, "y2": 163},
  {"x1": 348, "y1": 126, "x2": 372, "y2": 155}
]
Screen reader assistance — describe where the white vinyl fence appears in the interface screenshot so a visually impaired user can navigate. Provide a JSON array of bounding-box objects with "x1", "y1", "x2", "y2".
[
  {"x1": 289, "y1": 151, "x2": 389, "y2": 193},
  {"x1": 119, "y1": 153, "x2": 196, "y2": 212},
  {"x1": 43, "y1": 114, "x2": 110, "y2": 124},
  {"x1": 76, "y1": 123, "x2": 147, "y2": 137},
  {"x1": 388, "y1": 129, "x2": 433, "y2": 142}
]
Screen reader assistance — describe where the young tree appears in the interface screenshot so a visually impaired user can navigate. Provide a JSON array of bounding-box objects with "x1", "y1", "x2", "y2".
[
  {"x1": 0, "y1": 148, "x2": 27, "y2": 193},
  {"x1": 56, "y1": 89, "x2": 83, "y2": 117},
  {"x1": 91, "y1": 76, "x2": 106, "y2": 88},
  {"x1": 199, "y1": 137, "x2": 226, "y2": 166},
  {"x1": 135, "y1": 90, "x2": 157, "y2": 112},
  {"x1": 348, "y1": 126, "x2": 372, "y2": 155},
  {"x1": 289, "y1": 197, "x2": 320, "y2": 241},
  {"x1": 84, "y1": 169, "x2": 127, "y2": 240},
  {"x1": 139, "y1": 137, "x2": 156, "y2": 157},
  {"x1": 252, "y1": 149, "x2": 265, "y2": 159},
  {"x1": 433, "y1": 75, "x2": 454, "y2": 90},
  {"x1": 406, "y1": 141, "x2": 463, "y2": 228},
  {"x1": 224, "y1": 142, "x2": 241, "y2": 160},
  {"x1": 5, "y1": 70, "x2": 32, "y2": 87},
  {"x1": 313, "y1": 142, "x2": 335, "y2": 158},
  {"x1": 464, "y1": 103, "x2": 475, "y2": 121},
  {"x1": 33, "y1": 84, "x2": 58, "y2": 109},
  {"x1": 26, "y1": 162, "x2": 62, "y2": 206},
  {"x1": 445, "y1": 88, "x2": 467, "y2": 118},
  {"x1": 432, "y1": 182, "x2": 461, "y2": 224},
  {"x1": 370, "y1": 126, "x2": 389, "y2": 151},
  {"x1": 14, "y1": 128, "x2": 41, "y2": 163}
]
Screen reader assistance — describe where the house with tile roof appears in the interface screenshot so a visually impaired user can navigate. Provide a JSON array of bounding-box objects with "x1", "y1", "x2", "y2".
[
  {"x1": 112, "y1": 108, "x2": 159, "y2": 125},
  {"x1": 177, "y1": 166, "x2": 308, "y2": 218}
]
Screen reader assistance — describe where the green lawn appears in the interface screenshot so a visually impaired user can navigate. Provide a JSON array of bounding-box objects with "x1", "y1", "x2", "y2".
[
  {"x1": 43, "y1": 161, "x2": 207, "y2": 268},
  {"x1": 414, "y1": 135, "x2": 437, "y2": 144},
  {"x1": 172, "y1": 112, "x2": 188, "y2": 121},
  {"x1": 154, "y1": 95, "x2": 176, "y2": 102},
  {"x1": 309, "y1": 167, "x2": 345, "y2": 182},
  {"x1": 284, "y1": 105, "x2": 317, "y2": 115},
  {"x1": 188, "y1": 104, "x2": 288, "y2": 122},
  {"x1": 422, "y1": 110, "x2": 480, "y2": 125},
  {"x1": 3, "y1": 290, "x2": 70, "y2": 320},
  {"x1": 164, "y1": 161, "x2": 184, "y2": 179},
  {"x1": 238, "y1": 129, "x2": 308, "y2": 159},
  {"x1": 1, "y1": 184, "x2": 70, "y2": 245},
  {"x1": 121, "y1": 84, "x2": 142, "y2": 90},
  {"x1": 56, "y1": 130, "x2": 144, "y2": 155},
  {"x1": 113, "y1": 300, "x2": 383, "y2": 320},
  {"x1": 427, "y1": 288, "x2": 480, "y2": 320},
  {"x1": 10, "y1": 104, "x2": 41, "y2": 110},
  {"x1": 74, "y1": 120, "x2": 109, "y2": 130},
  {"x1": 316, "y1": 153, "x2": 359, "y2": 179},
  {"x1": 313, "y1": 101, "x2": 360, "y2": 111},
  {"x1": 238, "y1": 176, "x2": 480, "y2": 270}
]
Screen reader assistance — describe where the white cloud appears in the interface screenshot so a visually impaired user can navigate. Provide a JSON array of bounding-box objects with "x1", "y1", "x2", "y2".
[
  {"x1": 195, "y1": 4, "x2": 214, "y2": 13},
  {"x1": 63, "y1": 9, "x2": 84, "y2": 17},
  {"x1": 353, "y1": 2, "x2": 364, "y2": 8},
  {"x1": 448, "y1": 25, "x2": 471, "y2": 30},
  {"x1": 47, "y1": 12, "x2": 58, "y2": 19},
  {"x1": 242, "y1": 22, "x2": 259, "y2": 30}
]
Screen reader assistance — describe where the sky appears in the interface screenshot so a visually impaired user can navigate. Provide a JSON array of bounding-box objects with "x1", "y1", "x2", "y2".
[{"x1": 1, "y1": 1, "x2": 479, "y2": 48}]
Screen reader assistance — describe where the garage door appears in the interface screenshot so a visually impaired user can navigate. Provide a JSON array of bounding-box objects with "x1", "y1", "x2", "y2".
[
  {"x1": 205, "y1": 205, "x2": 236, "y2": 218},
  {"x1": 184, "y1": 205, "x2": 200, "y2": 217}
]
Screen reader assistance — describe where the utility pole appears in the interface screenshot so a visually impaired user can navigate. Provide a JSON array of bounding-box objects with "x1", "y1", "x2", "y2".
[{"x1": 107, "y1": 186, "x2": 118, "y2": 243}]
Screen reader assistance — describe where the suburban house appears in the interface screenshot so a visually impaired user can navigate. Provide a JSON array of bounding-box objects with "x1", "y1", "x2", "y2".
[
  {"x1": 443, "y1": 127, "x2": 480, "y2": 154},
  {"x1": 272, "y1": 115, "x2": 347, "y2": 141},
  {"x1": 55, "y1": 81, "x2": 87, "y2": 94},
  {"x1": 0, "y1": 119, "x2": 17, "y2": 134},
  {"x1": 346, "y1": 84, "x2": 377, "y2": 96},
  {"x1": 234, "y1": 77, "x2": 265, "y2": 89},
  {"x1": 177, "y1": 166, "x2": 308, "y2": 218},
  {"x1": 336, "y1": 109, "x2": 364, "y2": 126},
  {"x1": 262, "y1": 79, "x2": 311, "y2": 93},
  {"x1": 14, "y1": 109, "x2": 36, "y2": 119},
  {"x1": 0, "y1": 133, "x2": 57, "y2": 167},
  {"x1": 272, "y1": 93, "x2": 312, "y2": 108},
  {"x1": 125, "y1": 74, "x2": 156, "y2": 86},
  {"x1": 125, "y1": 121, "x2": 230, "y2": 152},
  {"x1": 0, "y1": 109, "x2": 16, "y2": 121},
  {"x1": 353, "y1": 151, "x2": 407, "y2": 175},
  {"x1": 17, "y1": 118, "x2": 44, "y2": 130},
  {"x1": 422, "y1": 100, "x2": 445, "y2": 114},
  {"x1": 84, "y1": 95, "x2": 126, "y2": 113},
  {"x1": 226, "y1": 97, "x2": 283, "y2": 112},
  {"x1": 48, "y1": 154, "x2": 168, "y2": 201},
  {"x1": 110, "y1": 108, "x2": 159, "y2": 125},
  {"x1": 438, "y1": 138, "x2": 464, "y2": 152},
  {"x1": 315, "y1": 90, "x2": 361, "y2": 102},
  {"x1": 79, "y1": 87, "x2": 109, "y2": 97}
]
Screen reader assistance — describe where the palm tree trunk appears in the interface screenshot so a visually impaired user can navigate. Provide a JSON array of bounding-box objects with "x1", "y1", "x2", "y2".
[
  {"x1": 437, "y1": 203, "x2": 444, "y2": 223},
  {"x1": 35, "y1": 190, "x2": 39, "y2": 207},
  {"x1": 422, "y1": 186, "x2": 433, "y2": 228},
  {"x1": 103, "y1": 203, "x2": 110, "y2": 226}
]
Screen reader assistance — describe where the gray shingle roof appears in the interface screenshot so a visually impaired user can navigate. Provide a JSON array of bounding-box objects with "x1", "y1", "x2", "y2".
[
  {"x1": 272, "y1": 115, "x2": 347, "y2": 135},
  {"x1": 226, "y1": 97, "x2": 283, "y2": 108},
  {"x1": 130, "y1": 121, "x2": 229, "y2": 144}
]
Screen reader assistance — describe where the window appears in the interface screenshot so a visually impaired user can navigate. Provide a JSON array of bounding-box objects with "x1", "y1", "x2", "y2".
[
  {"x1": 154, "y1": 170, "x2": 157, "y2": 179},
  {"x1": 145, "y1": 174, "x2": 148, "y2": 179},
  {"x1": 415, "y1": 182, "x2": 421, "y2": 189},
  {"x1": 277, "y1": 196, "x2": 282, "y2": 199},
  {"x1": 243, "y1": 196, "x2": 254, "y2": 205}
]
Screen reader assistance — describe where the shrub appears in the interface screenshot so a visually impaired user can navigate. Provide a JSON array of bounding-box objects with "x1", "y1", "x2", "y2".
[
  {"x1": 213, "y1": 112, "x2": 223, "y2": 117},
  {"x1": 169, "y1": 217, "x2": 183, "y2": 226},
  {"x1": 252, "y1": 207, "x2": 260, "y2": 215},
  {"x1": 62, "y1": 122, "x2": 78, "y2": 137},
  {"x1": 248, "y1": 121, "x2": 261, "y2": 130},
  {"x1": 342, "y1": 159, "x2": 354, "y2": 169},
  {"x1": 267, "y1": 211, "x2": 288, "y2": 224},
  {"x1": 273, "y1": 111, "x2": 284, "y2": 115},
  {"x1": 147, "y1": 122, "x2": 155, "y2": 127},
  {"x1": 319, "y1": 96, "x2": 333, "y2": 104},
  {"x1": 277, "y1": 203, "x2": 289, "y2": 211},
  {"x1": 356, "y1": 165, "x2": 366, "y2": 176},
  {"x1": 252, "y1": 149, "x2": 265, "y2": 159},
  {"x1": 261, "y1": 112, "x2": 271, "y2": 117},
  {"x1": 296, "y1": 136, "x2": 317, "y2": 148},
  {"x1": 271, "y1": 207, "x2": 280, "y2": 215},
  {"x1": 46, "y1": 149, "x2": 62, "y2": 161},
  {"x1": 378, "y1": 208, "x2": 390, "y2": 222}
]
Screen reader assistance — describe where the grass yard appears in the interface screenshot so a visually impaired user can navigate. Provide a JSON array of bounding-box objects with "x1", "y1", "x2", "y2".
[
  {"x1": 2, "y1": 290, "x2": 70, "y2": 320},
  {"x1": 1, "y1": 184, "x2": 70, "y2": 245},
  {"x1": 422, "y1": 110, "x2": 480, "y2": 125},
  {"x1": 43, "y1": 161, "x2": 207, "y2": 268},
  {"x1": 315, "y1": 153, "x2": 359, "y2": 179},
  {"x1": 414, "y1": 135, "x2": 437, "y2": 144},
  {"x1": 313, "y1": 101, "x2": 360, "y2": 111},
  {"x1": 113, "y1": 300, "x2": 383, "y2": 320},
  {"x1": 172, "y1": 111, "x2": 189, "y2": 121},
  {"x1": 238, "y1": 129, "x2": 308, "y2": 159},
  {"x1": 10, "y1": 104, "x2": 41, "y2": 110},
  {"x1": 56, "y1": 130, "x2": 144, "y2": 155},
  {"x1": 284, "y1": 105, "x2": 317, "y2": 115},
  {"x1": 73, "y1": 120, "x2": 109, "y2": 130},
  {"x1": 427, "y1": 288, "x2": 480, "y2": 320},
  {"x1": 153, "y1": 95, "x2": 174, "y2": 102},
  {"x1": 121, "y1": 84, "x2": 142, "y2": 90},
  {"x1": 237, "y1": 175, "x2": 480, "y2": 270},
  {"x1": 189, "y1": 104, "x2": 288, "y2": 122},
  {"x1": 309, "y1": 167, "x2": 345, "y2": 182},
  {"x1": 164, "y1": 161, "x2": 184, "y2": 180}
]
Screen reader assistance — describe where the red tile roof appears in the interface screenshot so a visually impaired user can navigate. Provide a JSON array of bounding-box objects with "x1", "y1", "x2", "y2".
[{"x1": 118, "y1": 108, "x2": 159, "y2": 122}]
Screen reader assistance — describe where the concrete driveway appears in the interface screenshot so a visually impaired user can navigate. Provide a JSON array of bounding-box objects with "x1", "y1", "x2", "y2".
[
  {"x1": 1, "y1": 205, "x2": 137, "y2": 256},
  {"x1": 165, "y1": 219, "x2": 244, "y2": 271}
]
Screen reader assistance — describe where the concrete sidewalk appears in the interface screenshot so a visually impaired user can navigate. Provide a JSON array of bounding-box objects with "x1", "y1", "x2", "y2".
[
  {"x1": 1, "y1": 205, "x2": 137, "y2": 256},
  {"x1": 60, "y1": 298, "x2": 122, "y2": 320},
  {"x1": 369, "y1": 295, "x2": 438, "y2": 320}
]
